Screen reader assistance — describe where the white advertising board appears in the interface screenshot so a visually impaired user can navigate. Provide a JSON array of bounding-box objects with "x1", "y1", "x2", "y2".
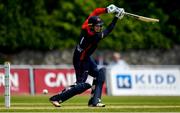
[{"x1": 107, "y1": 66, "x2": 180, "y2": 96}]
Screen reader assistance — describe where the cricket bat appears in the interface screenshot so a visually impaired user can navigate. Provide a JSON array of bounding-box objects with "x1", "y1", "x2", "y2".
[{"x1": 124, "y1": 12, "x2": 159, "y2": 22}]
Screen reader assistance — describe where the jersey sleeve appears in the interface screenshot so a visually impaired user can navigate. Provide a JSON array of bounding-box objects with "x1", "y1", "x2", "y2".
[
  {"x1": 101, "y1": 17, "x2": 118, "y2": 38},
  {"x1": 82, "y1": 8, "x2": 107, "y2": 29}
]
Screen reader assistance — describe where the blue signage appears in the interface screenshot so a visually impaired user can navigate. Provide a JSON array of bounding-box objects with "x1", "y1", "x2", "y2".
[{"x1": 116, "y1": 75, "x2": 132, "y2": 88}]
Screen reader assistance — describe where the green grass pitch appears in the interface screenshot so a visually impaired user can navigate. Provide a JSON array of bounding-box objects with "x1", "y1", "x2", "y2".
[{"x1": 0, "y1": 95, "x2": 180, "y2": 112}]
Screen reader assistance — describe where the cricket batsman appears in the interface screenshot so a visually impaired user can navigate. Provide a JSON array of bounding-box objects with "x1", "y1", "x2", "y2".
[{"x1": 49, "y1": 4, "x2": 125, "y2": 107}]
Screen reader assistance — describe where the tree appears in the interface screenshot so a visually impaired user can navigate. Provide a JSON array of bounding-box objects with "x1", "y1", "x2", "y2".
[{"x1": 0, "y1": 0, "x2": 179, "y2": 53}]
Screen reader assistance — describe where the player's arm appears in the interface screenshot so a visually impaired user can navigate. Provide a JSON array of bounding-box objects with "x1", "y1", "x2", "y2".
[
  {"x1": 82, "y1": 8, "x2": 106, "y2": 29},
  {"x1": 100, "y1": 8, "x2": 125, "y2": 38},
  {"x1": 82, "y1": 4, "x2": 118, "y2": 29}
]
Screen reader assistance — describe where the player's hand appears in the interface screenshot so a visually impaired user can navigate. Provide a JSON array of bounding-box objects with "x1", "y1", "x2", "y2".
[
  {"x1": 107, "y1": 4, "x2": 117, "y2": 13},
  {"x1": 115, "y1": 8, "x2": 125, "y2": 19}
]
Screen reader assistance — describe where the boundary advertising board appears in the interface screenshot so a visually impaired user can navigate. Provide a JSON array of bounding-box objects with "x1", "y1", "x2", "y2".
[
  {"x1": 107, "y1": 65, "x2": 180, "y2": 96},
  {"x1": 0, "y1": 65, "x2": 106, "y2": 95},
  {"x1": 0, "y1": 68, "x2": 30, "y2": 94}
]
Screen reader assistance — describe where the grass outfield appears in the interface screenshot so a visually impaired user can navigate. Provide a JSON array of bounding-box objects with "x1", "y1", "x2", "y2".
[{"x1": 0, "y1": 95, "x2": 180, "y2": 112}]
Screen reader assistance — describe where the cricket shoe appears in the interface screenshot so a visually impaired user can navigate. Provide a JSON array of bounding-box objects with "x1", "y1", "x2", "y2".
[
  {"x1": 88, "y1": 98, "x2": 105, "y2": 107},
  {"x1": 49, "y1": 96, "x2": 61, "y2": 107},
  {"x1": 88, "y1": 98, "x2": 106, "y2": 107},
  {"x1": 49, "y1": 100, "x2": 61, "y2": 107},
  {"x1": 88, "y1": 102, "x2": 106, "y2": 107}
]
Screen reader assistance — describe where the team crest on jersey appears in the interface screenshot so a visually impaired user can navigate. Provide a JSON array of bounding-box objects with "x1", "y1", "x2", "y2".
[{"x1": 97, "y1": 18, "x2": 101, "y2": 22}]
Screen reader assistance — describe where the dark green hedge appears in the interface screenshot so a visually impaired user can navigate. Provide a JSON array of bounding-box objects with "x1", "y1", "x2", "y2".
[{"x1": 0, "y1": 0, "x2": 179, "y2": 53}]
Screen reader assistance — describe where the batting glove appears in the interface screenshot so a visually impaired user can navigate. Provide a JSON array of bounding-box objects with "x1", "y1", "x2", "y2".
[
  {"x1": 115, "y1": 8, "x2": 125, "y2": 19},
  {"x1": 107, "y1": 4, "x2": 117, "y2": 13}
]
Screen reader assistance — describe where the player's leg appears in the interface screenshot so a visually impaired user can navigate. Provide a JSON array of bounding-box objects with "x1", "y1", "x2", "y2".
[
  {"x1": 88, "y1": 57, "x2": 106, "y2": 107},
  {"x1": 89, "y1": 68, "x2": 106, "y2": 107},
  {"x1": 49, "y1": 73, "x2": 91, "y2": 107},
  {"x1": 49, "y1": 56, "x2": 90, "y2": 107},
  {"x1": 49, "y1": 82, "x2": 91, "y2": 107}
]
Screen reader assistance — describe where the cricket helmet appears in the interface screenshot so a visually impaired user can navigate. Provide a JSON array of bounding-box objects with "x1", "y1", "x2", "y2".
[
  {"x1": 88, "y1": 16, "x2": 104, "y2": 26},
  {"x1": 88, "y1": 16, "x2": 103, "y2": 32}
]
